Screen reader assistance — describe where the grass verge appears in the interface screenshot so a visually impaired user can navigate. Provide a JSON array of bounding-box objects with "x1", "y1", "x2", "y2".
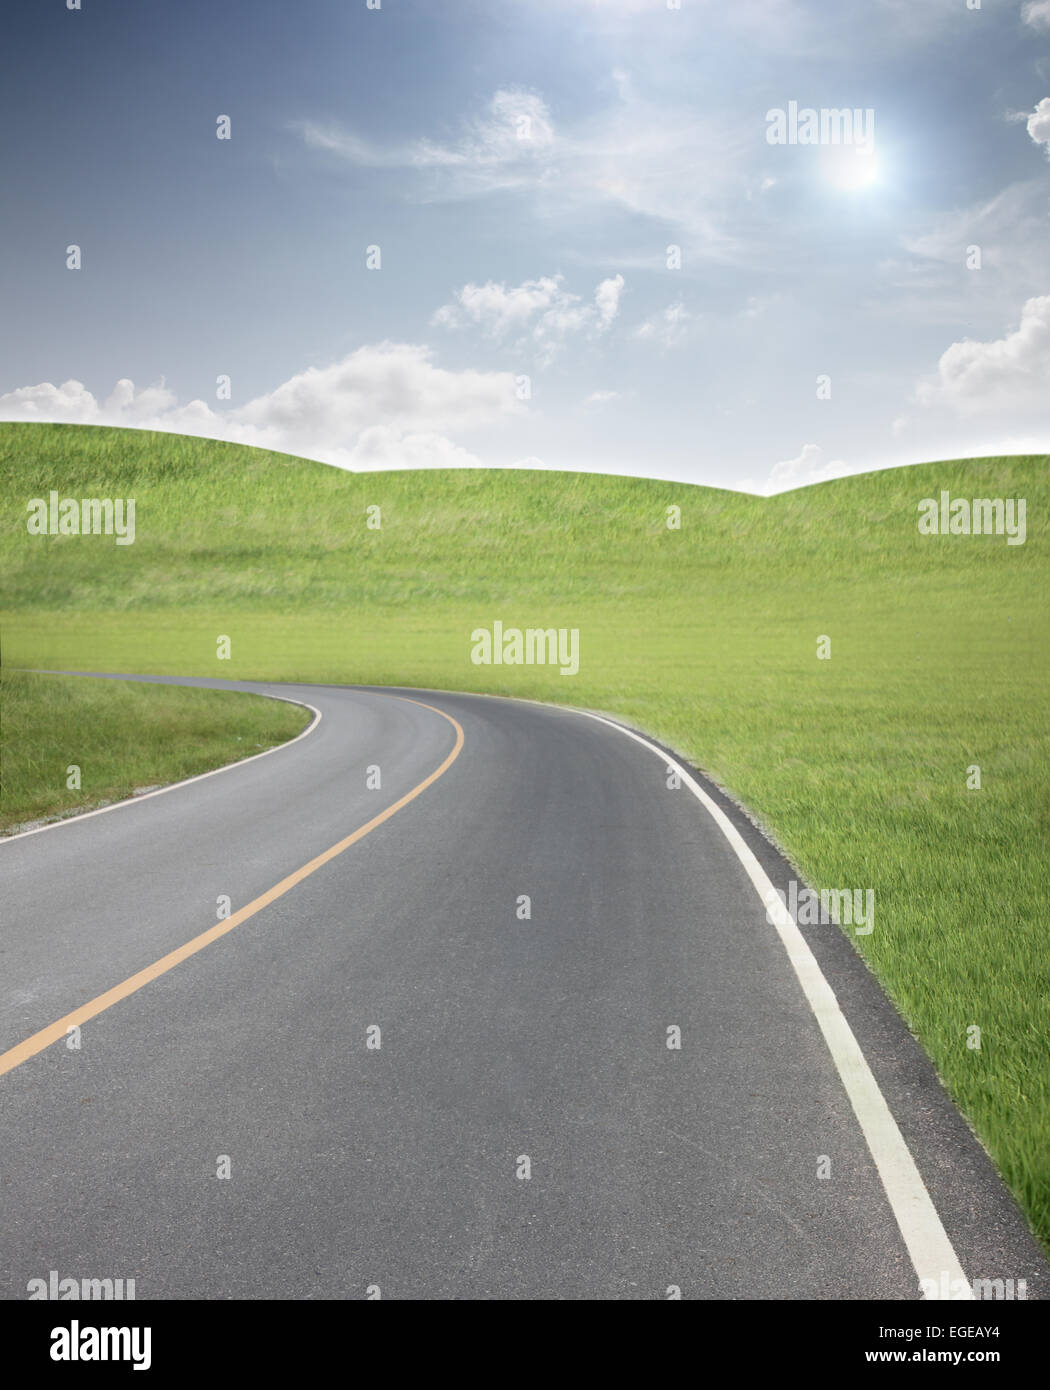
[{"x1": 0, "y1": 667, "x2": 310, "y2": 831}]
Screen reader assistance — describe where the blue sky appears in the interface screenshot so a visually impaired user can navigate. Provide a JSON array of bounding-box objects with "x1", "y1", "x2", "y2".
[{"x1": 2, "y1": 0, "x2": 1049, "y2": 491}]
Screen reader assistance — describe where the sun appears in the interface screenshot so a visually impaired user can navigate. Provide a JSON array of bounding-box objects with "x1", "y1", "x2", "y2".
[{"x1": 820, "y1": 146, "x2": 880, "y2": 191}]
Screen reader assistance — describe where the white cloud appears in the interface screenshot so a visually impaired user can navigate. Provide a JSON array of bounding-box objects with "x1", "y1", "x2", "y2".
[
  {"x1": 421, "y1": 88, "x2": 557, "y2": 169},
  {"x1": 295, "y1": 87, "x2": 556, "y2": 191},
  {"x1": 634, "y1": 301, "x2": 690, "y2": 349},
  {"x1": 915, "y1": 295, "x2": 1050, "y2": 414},
  {"x1": 432, "y1": 276, "x2": 563, "y2": 336},
  {"x1": 1023, "y1": 1, "x2": 1050, "y2": 30},
  {"x1": 1027, "y1": 97, "x2": 1050, "y2": 158},
  {"x1": 433, "y1": 272, "x2": 623, "y2": 365},
  {"x1": 343, "y1": 427, "x2": 483, "y2": 471},
  {"x1": 611, "y1": 67, "x2": 634, "y2": 102},
  {"x1": 0, "y1": 376, "x2": 217, "y2": 433},
  {"x1": 0, "y1": 344, "x2": 523, "y2": 471},
  {"x1": 0, "y1": 377, "x2": 101, "y2": 422},
  {"x1": 898, "y1": 179, "x2": 1049, "y2": 267},
  {"x1": 745, "y1": 443, "x2": 850, "y2": 495},
  {"x1": 872, "y1": 177, "x2": 1050, "y2": 327},
  {"x1": 532, "y1": 0, "x2": 819, "y2": 49},
  {"x1": 739, "y1": 292, "x2": 785, "y2": 320},
  {"x1": 233, "y1": 343, "x2": 520, "y2": 452},
  {"x1": 595, "y1": 274, "x2": 625, "y2": 328},
  {"x1": 295, "y1": 85, "x2": 753, "y2": 259},
  {"x1": 584, "y1": 390, "x2": 619, "y2": 407}
]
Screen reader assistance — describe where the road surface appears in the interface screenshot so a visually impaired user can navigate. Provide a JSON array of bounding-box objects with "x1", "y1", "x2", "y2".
[{"x1": 1, "y1": 673, "x2": 1045, "y2": 1300}]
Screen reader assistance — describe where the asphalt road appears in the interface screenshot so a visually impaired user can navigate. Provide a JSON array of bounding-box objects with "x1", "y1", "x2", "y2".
[{"x1": 1, "y1": 674, "x2": 1046, "y2": 1300}]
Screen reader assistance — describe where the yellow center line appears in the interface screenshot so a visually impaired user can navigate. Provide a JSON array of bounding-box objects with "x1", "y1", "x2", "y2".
[{"x1": 0, "y1": 695, "x2": 465, "y2": 1081}]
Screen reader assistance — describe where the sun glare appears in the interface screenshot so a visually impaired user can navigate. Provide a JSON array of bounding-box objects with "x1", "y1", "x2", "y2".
[{"x1": 821, "y1": 146, "x2": 880, "y2": 191}]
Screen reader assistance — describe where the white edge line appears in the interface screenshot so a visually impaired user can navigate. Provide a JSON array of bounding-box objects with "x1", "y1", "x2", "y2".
[
  {"x1": 1, "y1": 676, "x2": 322, "y2": 845},
  {"x1": 573, "y1": 706, "x2": 973, "y2": 1302}
]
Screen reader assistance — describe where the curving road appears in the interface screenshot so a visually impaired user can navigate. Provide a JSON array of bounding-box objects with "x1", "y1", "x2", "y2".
[{"x1": 0, "y1": 674, "x2": 1046, "y2": 1300}]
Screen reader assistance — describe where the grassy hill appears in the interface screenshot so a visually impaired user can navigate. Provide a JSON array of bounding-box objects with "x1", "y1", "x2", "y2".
[{"x1": 2, "y1": 421, "x2": 1049, "y2": 1253}]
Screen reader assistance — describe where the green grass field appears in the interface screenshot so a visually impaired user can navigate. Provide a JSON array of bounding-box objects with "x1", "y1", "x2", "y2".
[
  {"x1": 1, "y1": 668, "x2": 309, "y2": 831},
  {"x1": 2, "y1": 421, "x2": 1048, "y2": 1253}
]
